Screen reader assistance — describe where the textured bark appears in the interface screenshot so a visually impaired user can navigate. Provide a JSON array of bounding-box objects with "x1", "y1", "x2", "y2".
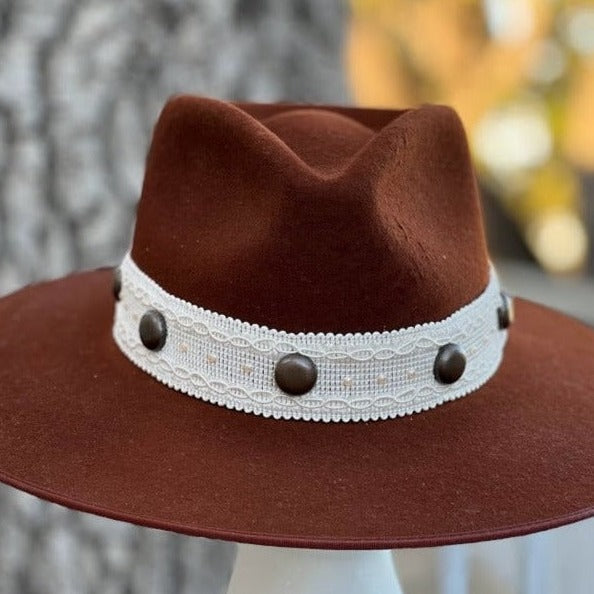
[{"x1": 0, "y1": 1, "x2": 347, "y2": 592}]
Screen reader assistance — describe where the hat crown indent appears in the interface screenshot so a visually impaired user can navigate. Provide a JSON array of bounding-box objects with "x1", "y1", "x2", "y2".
[{"x1": 131, "y1": 96, "x2": 489, "y2": 333}]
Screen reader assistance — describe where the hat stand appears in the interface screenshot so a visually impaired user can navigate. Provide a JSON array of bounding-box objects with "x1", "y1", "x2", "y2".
[{"x1": 226, "y1": 544, "x2": 404, "y2": 594}]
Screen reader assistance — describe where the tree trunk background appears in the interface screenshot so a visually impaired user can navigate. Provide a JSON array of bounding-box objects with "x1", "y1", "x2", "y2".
[{"x1": 0, "y1": 1, "x2": 348, "y2": 592}]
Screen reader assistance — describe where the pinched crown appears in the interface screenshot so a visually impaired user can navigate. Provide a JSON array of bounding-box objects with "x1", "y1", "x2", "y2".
[{"x1": 131, "y1": 96, "x2": 489, "y2": 333}]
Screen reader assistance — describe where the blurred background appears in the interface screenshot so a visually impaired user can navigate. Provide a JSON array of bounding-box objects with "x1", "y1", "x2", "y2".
[
  {"x1": 0, "y1": 1, "x2": 592, "y2": 593},
  {"x1": 348, "y1": 0, "x2": 594, "y2": 321}
]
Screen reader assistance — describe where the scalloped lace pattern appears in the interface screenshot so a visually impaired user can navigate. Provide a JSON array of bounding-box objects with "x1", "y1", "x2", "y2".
[{"x1": 113, "y1": 254, "x2": 508, "y2": 422}]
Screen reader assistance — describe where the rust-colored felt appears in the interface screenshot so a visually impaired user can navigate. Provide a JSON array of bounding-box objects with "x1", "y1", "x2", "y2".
[
  {"x1": 132, "y1": 97, "x2": 489, "y2": 333},
  {"x1": 0, "y1": 97, "x2": 592, "y2": 548},
  {"x1": 0, "y1": 271, "x2": 592, "y2": 548}
]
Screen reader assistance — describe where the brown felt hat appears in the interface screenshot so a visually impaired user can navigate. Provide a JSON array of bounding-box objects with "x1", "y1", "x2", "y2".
[{"x1": 0, "y1": 96, "x2": 593, "y2": 549}]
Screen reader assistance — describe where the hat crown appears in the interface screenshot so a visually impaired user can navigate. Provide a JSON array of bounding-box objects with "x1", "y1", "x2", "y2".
[{"x1": 131, "y1": 96, "x2": 489, "y2": 333}]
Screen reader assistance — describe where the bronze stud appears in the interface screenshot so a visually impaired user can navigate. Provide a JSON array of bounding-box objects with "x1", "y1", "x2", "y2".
[
  {"x1": 274, "y1": 353, "x2": 318, "y2": 396},
  {"x1": 113, "y1": 267, "x2": 122, "y2": 301},
  {"x1": 497, "y1": 293, "x2": 514, "y2": 330},
  {"x1": 139, "y1": 310, "x2": 167, "y2": 351},
  {"x1": 434, "y1": 343, "x2": 466, "y2": 384}
]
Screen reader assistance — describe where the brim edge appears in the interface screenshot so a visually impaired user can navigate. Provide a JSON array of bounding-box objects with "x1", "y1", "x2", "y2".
[{"x1": 0, "y1": 468, "x2": 591, "y2": 550}]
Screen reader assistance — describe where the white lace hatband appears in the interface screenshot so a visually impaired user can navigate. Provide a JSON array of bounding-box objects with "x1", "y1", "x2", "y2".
[{"x1": 113, "y1": 254, "x2": 509, "y2": 422}]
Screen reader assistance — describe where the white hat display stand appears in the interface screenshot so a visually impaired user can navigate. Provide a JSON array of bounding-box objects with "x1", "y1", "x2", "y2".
[{"x1": 227, "y1": 544, "x2": 404, "y2": 594}]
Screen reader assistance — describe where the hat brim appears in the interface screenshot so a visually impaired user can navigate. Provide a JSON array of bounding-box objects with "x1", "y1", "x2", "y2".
[{"x1": 0, "y1": 269, "x2": 592, "y2": 549}]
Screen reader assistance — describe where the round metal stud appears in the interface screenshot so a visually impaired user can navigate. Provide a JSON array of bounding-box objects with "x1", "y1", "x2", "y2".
[
  {"x1": 139, "y1": 310, "x2": 167, "y2": 351},
  {"x1": 497, "y1": 292, "x2": 514, "y2": 330},
  {"x1": 275, "y1": 353, "x2": 318, "y2": 396},
  {"x1": 434, "y1": 343, "x2": 466, "y2": 384},
  {"x1": 113, "y1": 267, "x2": 122, "y2": 301}
]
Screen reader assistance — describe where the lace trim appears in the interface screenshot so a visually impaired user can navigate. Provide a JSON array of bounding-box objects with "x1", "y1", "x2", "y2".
[{"x1": 113, "y1": 254, "x2": 508, "y2": 422}]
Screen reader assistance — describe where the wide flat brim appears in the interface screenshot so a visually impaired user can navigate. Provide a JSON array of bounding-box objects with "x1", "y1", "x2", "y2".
[{"x1": 0, "y1": 269, "x2": 592, "y2": 549}]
